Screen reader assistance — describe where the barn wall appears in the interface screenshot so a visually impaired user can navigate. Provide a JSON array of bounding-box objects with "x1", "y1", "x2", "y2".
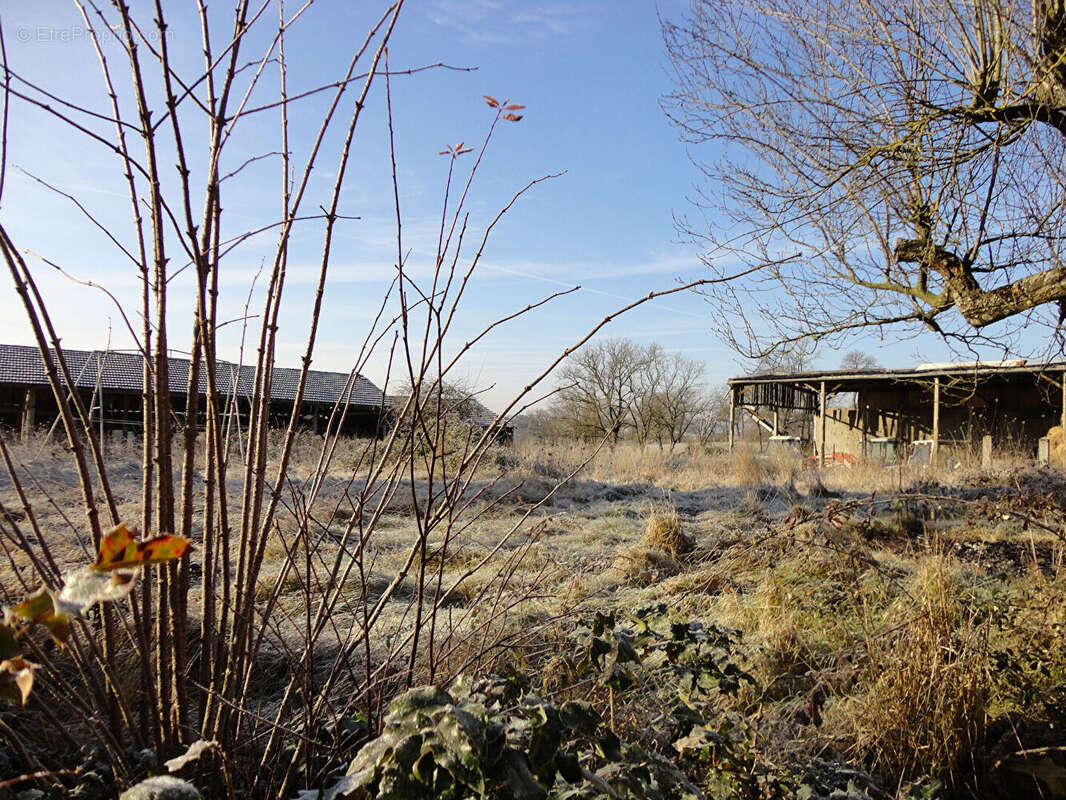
[
  {"x1": 0, "y1": 382, "x2": 388, "y2": 440},
  {"x1": 817, "y1": 377, "x2": 1061, "y2": 458}
]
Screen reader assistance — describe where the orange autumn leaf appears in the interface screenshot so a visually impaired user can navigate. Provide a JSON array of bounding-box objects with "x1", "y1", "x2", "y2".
[
  {"x1": 91, "y1": 523, "x2": 191, "y2": 573},
  {"x1": 502, "y1": 113, "x2": 523, "y2": 122},
  {"x1": 504, "y1": 104, "x2": 525, "y2": 111},
  {"x1": 483, "y1": 94, "x2": 500, "y2": 108},
  {"x1": 9, "y1": 587, "x2": 71, "y2": 644},
  {"x1": 0, "y1": 657, "x2": 35, "y2": 705}
]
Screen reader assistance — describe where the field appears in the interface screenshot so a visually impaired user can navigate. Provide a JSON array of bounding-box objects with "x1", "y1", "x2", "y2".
[{"x1": 2, "y1": 432, "x2": 1065, "y2": 799}]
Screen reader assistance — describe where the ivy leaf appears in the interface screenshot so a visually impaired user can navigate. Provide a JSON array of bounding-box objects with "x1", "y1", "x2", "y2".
[
  {"x1": 559, "y1": 701, "x2": 600, "y2": 737},
  {"x1": 554, "y1": 751, "x2": 582, "y2": 783},
  {"x1": 673, "y1": 725, "x2": 717, "y2": 756},
  {"x1": 388, "y1": 686, "x2": 451, "y2": 719},
  {"x1": 497, "y1": 749, "x2": 545, "y2": 800},
  {"x1": 437, "y1": 708, "x2": 482, "y2": 773},
  {"x1": 595, "y1": 729, "x2": 623, "y2": 762},
  {"x1": 91, "y1": 523, "x2": 191, "y2": 572}
]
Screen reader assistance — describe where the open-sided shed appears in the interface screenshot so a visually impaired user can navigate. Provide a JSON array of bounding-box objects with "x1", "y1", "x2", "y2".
[
  {"x1": 727, "y1": 360, "x2": 1066, "y2": 465},
  {"x1": 0, "y1": 344, "x2": 387, "y2": 438}
]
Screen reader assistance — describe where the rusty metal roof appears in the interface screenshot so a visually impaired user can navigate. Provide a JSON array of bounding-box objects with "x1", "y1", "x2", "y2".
[{"x1": 0, "y1": 344, "x2": 383, "y2": 408}]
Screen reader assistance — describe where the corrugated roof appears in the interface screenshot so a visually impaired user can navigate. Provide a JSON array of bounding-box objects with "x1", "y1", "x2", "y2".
[{"x1": 0, "y1": 343, "x2": 383, "y2": 408}]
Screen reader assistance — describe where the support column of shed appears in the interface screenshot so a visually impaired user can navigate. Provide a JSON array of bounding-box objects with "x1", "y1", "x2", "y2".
[
  {"x1": 1061, "y1": 370, "x2": 1066, "y2": 469},
  {"x1": 932, "y1": 377, "x2": 940, "y2": 468},
  {"x1": 728, "y1": 387, "x2": 736, "y2": 452},
  {"x1": 860, "y1": 396, "x2": 868, "y2": 460},
  {"x1": 819, "y1": 380, "x2": 826, "y2": 467},
  {"x1": 20, "y1": 388, "x2": 36, "y2": 442}
]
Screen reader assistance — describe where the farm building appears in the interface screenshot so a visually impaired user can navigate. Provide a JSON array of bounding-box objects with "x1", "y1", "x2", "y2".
[
  {"x1": 0, "y1": 343, "x2": 387, "y2": 438},
  {"x1": 727, "y1": 360, "x2": 1066, "y2": 465}
]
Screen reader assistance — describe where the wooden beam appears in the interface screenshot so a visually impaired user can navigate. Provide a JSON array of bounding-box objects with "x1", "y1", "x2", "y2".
[
  {"x1": 1038, "y1": 372, "x2": 1062, "y2": 389},
  {"x1": 932, "y1": 376, "x2": 940, "y2": 467},
  {"x1": 819, "y1": 380, "x2": 826, "y2": 467},
  {"x1": 741, "y1": 406, "x2": 776, "y2": 433}
]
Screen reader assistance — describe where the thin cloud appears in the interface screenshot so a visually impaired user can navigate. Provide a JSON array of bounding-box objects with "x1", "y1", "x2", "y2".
[{"x1": 431, "y1": 0, "x2": 592, "y2": 43}]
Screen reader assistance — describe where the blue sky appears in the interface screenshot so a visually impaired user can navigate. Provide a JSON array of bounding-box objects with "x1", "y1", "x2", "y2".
[{"x1": 0, "y1": 0, "x2": 1024, "y2": 411}]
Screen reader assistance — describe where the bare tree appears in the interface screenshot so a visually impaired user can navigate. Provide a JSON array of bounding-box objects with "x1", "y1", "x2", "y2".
[
  {"x1": 634, "y1": 350, "x2": 706, "y2": 449},
  {"x1": 690, "y1": 389, "x2": 732, "y2": 446},
  {"x1": 663, "y1": 0, "x2": 1066, "y2": 358},
  {"x1": 556, "y1": 339, "x2": 704, "y2": 447},
  {"x1": 840, "y1": 349, "x2": 882, "y2": 372},
  {"x1": 557, "y1": 339, "x2": 655, "y2": 442}
]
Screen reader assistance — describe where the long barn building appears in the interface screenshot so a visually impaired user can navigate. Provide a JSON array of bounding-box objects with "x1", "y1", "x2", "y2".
[
  {"x1": 727, "y1": 360, "x2": 1066, "y2": 465},
  {"x1": 0, "y1": 344, "x2": 387, "y2": 438}
]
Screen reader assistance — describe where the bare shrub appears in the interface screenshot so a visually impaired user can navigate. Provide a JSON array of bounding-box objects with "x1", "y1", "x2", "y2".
[{"x1": 0, "y1": 6, "x2": 723, "y2": 794}]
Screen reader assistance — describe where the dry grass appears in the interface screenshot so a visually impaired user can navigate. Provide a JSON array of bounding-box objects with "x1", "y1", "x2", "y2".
[
  {"x1": 605, "y1": 546, "x2": 681, "y2": 586},
  {"x1": 512, "y1": 434, "x2": 1005, "y2": 497},
  {"x1": 845, "y1": 559, "x2": 991, "y2": 782},
  {"x1": 641, "y1": 506, "x2": 693, "y2": 557},
  {"x1": 7, "y1": 426, "x2": 1066, "y2": 795}
]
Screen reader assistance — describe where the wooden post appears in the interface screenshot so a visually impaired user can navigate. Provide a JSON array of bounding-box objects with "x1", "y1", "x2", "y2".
[
  {"x1": 728, "y1": 387, "x2": 736, "y2": 452},
  {"x1": 860, "y1": 398, "x2": 868, "y2": 460},
  {"x1": 819, "y1": 380, "x2": 826, "y2": 467},
  {"x1": 20, "y1": 388, "x2": 36, "y2": 441},
  {"x1": 982, "y1": 435, "x2": 993, "y2": 469},
  {"x1": 773, "y1": 408, "x2": 780, "y2": 436},
  {"x1": 1061, "y1": 370, "x2": 1066, "y2": 469},
  {"x1": 932, "y1": 377, "x2": 940, "y2": 467}
]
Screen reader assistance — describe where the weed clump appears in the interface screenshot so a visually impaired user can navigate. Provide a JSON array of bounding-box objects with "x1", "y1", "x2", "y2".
[
  {"x1": 642, "y1": 507, "x2": 693, "y2": 557},
  {"x1": 847, "y1": 559, "x2": 989, "y2": 783},
  {"x1": 607, "y1": 546, "x2": 680, "y2": 586}
]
